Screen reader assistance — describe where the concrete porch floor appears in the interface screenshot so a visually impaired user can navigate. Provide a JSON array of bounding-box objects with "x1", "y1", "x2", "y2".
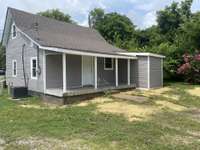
[{"x1": 45, "y1": 84, "x2": 136, "y2": 97}]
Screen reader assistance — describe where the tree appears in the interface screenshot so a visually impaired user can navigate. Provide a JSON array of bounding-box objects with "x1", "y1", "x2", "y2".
[
  {"x1": 38, "y1": 9, "x2": 74, "y2": 23},
  {"x1": 180, "y1": 0, "x2": 193, "y2": 19},
  {"x1": 88, "y1": 8, "x2": 105, "y2": 28},
  {"x1": 157, "y1": 2, "x2": 182, "y2": 41},
  {"x1": 176, "y1": 12, "x2": 200, "y2": 52}
]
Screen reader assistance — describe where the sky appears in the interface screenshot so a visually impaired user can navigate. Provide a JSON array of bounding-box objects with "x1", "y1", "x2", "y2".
[{"x1": 0, "y1": 0, "x2": 200, "y2": 38}]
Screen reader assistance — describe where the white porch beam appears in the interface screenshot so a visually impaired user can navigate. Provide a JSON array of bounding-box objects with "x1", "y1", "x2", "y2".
[
  {"x1": 94, "y1": 56, "x2": 98, "y2": 89},
  {"x1": 62, "y1": 53, "x2": 67, "y2": 92},
  {"x1": 115, "y1": 58, "x2": 118, "y2": 87},
  {"x1": 127, "y1": 59, "x2": 130, "y2": 85}
]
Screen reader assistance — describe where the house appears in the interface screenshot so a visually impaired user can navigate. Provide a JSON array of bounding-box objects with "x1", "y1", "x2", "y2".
[{"x1": 1, "y1": 8, "x2": 165, "y2": 104}]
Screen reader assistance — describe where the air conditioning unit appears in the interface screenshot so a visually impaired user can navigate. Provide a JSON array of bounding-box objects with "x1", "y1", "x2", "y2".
[{"x1": 10, "y1": 87, "x2": 28, "y2": 99}]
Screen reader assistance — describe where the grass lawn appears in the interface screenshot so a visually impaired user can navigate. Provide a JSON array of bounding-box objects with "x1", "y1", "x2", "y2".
[{"x1": 0, "y1": 82, "x2": 200, "y2": 149}]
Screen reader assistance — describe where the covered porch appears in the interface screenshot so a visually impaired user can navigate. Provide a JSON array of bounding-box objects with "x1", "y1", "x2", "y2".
[{"x1": 44, "y1": 51, "x2": 137, "y2": 97}]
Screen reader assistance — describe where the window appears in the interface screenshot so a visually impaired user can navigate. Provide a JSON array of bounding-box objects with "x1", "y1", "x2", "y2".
[
  {"x1": 104, "y1": 58, "x2": 113, "y2": 70},
  {"x1": 12, "y1": 24, "x2": 16, "y2": 38},
  {"x1": 31, "y1": 57, "x2": 37, "y2": 79},
  {"x1": 12, "y1": 60, "x2": 17, "y2": 77}
]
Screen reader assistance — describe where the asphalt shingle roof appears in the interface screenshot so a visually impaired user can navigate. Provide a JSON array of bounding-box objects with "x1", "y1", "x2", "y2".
[{"x1": 9, "y1": 8, "x2": 127, "y2": 55}]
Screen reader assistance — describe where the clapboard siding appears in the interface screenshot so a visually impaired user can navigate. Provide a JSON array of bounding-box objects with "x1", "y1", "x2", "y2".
[
  {"x1": 97, "y1": 57, "x2": 115, "y2": 87},
  {"x1": 150, "y1": 57, "x2": 162, "y2": 88},
  {"x1": 6, "y1": 27, "x2": 44, "y2": 93},
  {"x1": 135, "y1": 56, "x2": 148, "y2": 88}
]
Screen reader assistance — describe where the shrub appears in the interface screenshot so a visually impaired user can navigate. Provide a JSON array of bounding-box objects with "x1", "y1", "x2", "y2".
[{"x1": 177, "y1": 52, "x2": 200, "y2": 84}]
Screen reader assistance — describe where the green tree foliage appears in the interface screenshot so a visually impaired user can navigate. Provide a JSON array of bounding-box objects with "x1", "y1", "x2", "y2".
[
  {"x1": 38, "y1": 9, "x2": 75, "y2": 24},
  {"x1": 89, "y1": 9, "x2": 135, "y2": 49},
  {"x1": 88, "y1": 8, "x2": 105, "y2": 28}
]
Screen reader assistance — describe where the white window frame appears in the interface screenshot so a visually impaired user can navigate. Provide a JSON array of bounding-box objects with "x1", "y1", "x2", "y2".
[
  {"x1": 104, "y1": 58, "x2": 113, "y2": 70},
  {"x1": 12, "y1": 60, "x2": 17, "y2": 77},
  {"x1": 31, "y1": 57, "x2": 38, "y2": 80},
  {"x1": 12, "y1": 23, "x2": 17, "y2": 39}
]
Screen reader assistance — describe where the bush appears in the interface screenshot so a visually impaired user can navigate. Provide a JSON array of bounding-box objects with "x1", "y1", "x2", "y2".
[{"x1": 177, "y1": 52, "x2": 200, "y2": 84}]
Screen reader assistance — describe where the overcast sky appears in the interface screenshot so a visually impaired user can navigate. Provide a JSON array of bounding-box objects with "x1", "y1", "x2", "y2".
[{"x1": 0, "y1": 0, "x2": 199, "y2": 37}]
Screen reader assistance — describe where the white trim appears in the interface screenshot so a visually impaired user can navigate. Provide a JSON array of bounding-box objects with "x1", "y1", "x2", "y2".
[
  {"x1": 81, "y1": 55, "x2": 83, "y2": 86},
  {"x1": 115, "y1": 58, "x2": 118, "y2": 87},
  {"x1": 30, "y1": 57, "x2": 38, "y2": 80},
  {"x1": 161, "y1": 58, "x2": 163, "y2": 87},
  {"x1": 43, "y1": 50, "x2": 46, "y2": 94},
  {"x1": 15, "y1": 25, "x2": 138, "y2": 59},
  {"x1": 147, "y1": 56, "x2": 150, "y2": 89},
  {"x1": 63, "y1": 53, "x2": 67, "y2": 92},
  {"x1": 12, "y1": 60, "x2": 17, "y2": 77},
  {"x1": 94, "y1": 56, "x2": 97, "y2": 89},
  {"x1": 11, "y1": 23, "x2": 17, "y2": 39},
  {"x1": 127, "y1": 59, "x2": 130, "y2": 85},
  {"x1": 104, "y1": 58, "x2": 113, "y2": 70},
  {"x1": 119, "y1": 52, "x2": 165, "y2": 58}
]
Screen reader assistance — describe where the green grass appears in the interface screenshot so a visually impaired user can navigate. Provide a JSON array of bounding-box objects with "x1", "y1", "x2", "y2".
[{"x1": 0, "y1": 82, "x2": 200, "y2": 149}]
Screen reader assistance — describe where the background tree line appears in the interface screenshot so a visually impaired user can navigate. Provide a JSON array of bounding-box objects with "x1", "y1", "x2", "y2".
[{"x1": 0, "y1": 0, "x2": 199, "y2": 83}]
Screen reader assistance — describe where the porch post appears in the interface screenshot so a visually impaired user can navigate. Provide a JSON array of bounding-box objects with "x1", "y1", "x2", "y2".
[
  {"x1": 62, "y1": 53, "x2": 66, "y2": 92},
  {"x1": 43, "y1": 50, "x2": 46, "y2": 94},
  {"x1": 94, "y1": 56, "x2": 97, "y2": 89},
  {"x1": 115, "y1": 58, "x2": 118, "y2": 87},
  {"x1": 127, "y1": 59, "x2": 130, "y2": 85}
]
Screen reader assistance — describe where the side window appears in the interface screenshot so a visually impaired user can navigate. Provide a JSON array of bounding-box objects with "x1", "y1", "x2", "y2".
[
  {"x1": 104, "y1": 58, "x2": 113, "y2": 70},
  {"x1": 12, "y1": 24, "x2": 17, "y2": 39},
  {"x1": 12, "y1": 60, "x2": 17, "y2": 77},
  {"x1": 31, "y1": 57, "x2": 37, "y2": 79}
]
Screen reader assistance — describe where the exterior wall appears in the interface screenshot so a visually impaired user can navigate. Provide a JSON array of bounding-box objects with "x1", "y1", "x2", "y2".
[
  {"x1": 118, "y1": 59, "x2": 127, "y2": 85},
  {"x1": 6, "y1": 27, "x2": 44, "y2": 93},
  {"x1": 46, "y1": 55, "x2": 63, "y2": 88},
  {"x1": 130, "y1": 60, "x2": 137, "y2": 85},
  {"x1": 66, "y1": 54, "x2": 82, "y2": 89},
  {"x1": 150, "y1": 57, "x2": 163, "y2": 88},
  {"x1": 97, "y1": 57, "x2": 115, "y2": 87},
  {"x1": 134, "y1": 56, "x2": 148, "y2": 88}
]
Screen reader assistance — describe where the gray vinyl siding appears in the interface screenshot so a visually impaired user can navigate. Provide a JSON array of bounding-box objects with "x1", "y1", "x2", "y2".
[
  {"x1": 66, "y1": 54, "x2": 82, "y2": 89},
  {"x1": 150, "y1": 57, "x2": 162, "y2": 88},
  {"x1": 6, "y1": 28, "x2": 44, "y2": 93},
  {"x1": 46, "y1": 55, "x2": 63, "y2": 88},
  {"x1": 130, "y1": 60, "x2": 137, "y2": 84},
  {"x1": 118, "y1": 59, "x2": 127, "y2": 85},
  {"x1": 135, "y1": 56, "x2": 148, "y2": 88},
  {"x1": 97, "y1": 57, "x2": 115, "y2": 87}
]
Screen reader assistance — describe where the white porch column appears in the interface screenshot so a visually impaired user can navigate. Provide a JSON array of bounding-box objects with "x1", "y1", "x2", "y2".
[
  {"x1": 43, "y1": 50, "x2": 46, "y2": 94},
  {"x1": 94, "y1": 56, "x2": 97, "y2": 89},
  {"x1": 115, "y1": 58, "x2": 118, "y2": 87},
  {"x1": 62, "y1": 53, "x2": 66, "y2": 92},
  {"x1": 127, "y1": 59, "x2": 130, "y2": 85}
]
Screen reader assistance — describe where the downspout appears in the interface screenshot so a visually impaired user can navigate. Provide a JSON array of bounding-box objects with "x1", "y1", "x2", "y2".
[
  {"x1": 36, "y1": 45, "x2": 41, "y2": 75},
  {"x1": 22, "y1": 44, "x2": 27, "y2": 87}
]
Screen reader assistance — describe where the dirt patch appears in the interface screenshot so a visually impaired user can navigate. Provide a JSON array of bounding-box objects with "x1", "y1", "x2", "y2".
[
  {"x1": 162, "y1": 134, "x2": 200, "y2": 145},
  {"x1": 97, "y1": 101, "x2": 158, "y2": 121},
  {"x1": 127, "y1": 87, "x2": 180, "y2": 101},
  {"x1": 112, "y1": 93, "x2": 148, "y2": 103},
  {"x1": 75, "y1": 97, "x2": 114, "y2": 107},
  {"x1": 3, "y1": 137, "x2": 91, "y2": 150},
  {"x1": 187, "y1": 87, "x2": 200, "y2": 97},
  {"x1": 19, "y1": 104, "x2": 67, "y2": 110},
  {"x1": 155, "y1": 101, "x2": 187, "y2": 111}
]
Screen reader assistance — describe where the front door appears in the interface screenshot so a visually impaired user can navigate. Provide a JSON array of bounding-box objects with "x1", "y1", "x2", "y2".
[{"x1": 82, "y1": 56, "x2": 94, "y2": 86}]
